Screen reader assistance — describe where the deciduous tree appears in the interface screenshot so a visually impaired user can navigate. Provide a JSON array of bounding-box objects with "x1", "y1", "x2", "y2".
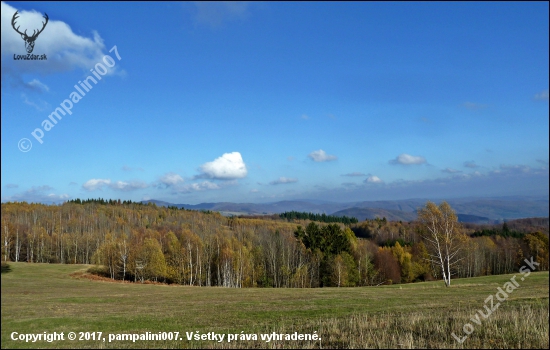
[{"x1": 417, "y1": 201, "x2": 466, "y2": 287}]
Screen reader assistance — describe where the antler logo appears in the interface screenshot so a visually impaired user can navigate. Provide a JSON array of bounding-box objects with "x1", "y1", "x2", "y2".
[{"x1": 11, "y1": 11, "x2": 49, "y2": 54}]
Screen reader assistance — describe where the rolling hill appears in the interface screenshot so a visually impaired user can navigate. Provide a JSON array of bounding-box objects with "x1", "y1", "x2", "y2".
[{"x1": 142, "y1": 196, "x2": 548, "y2": 222}]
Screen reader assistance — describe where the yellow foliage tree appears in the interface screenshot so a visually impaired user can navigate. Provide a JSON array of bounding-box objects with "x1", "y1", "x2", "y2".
[{"x1": 417, "y1": 201, "x2": 468, "y2": 287}]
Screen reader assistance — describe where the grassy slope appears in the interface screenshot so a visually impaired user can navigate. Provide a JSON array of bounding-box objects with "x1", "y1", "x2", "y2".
[{"x1": 1, "y1": 262, "x2": 548, "y2": 349}]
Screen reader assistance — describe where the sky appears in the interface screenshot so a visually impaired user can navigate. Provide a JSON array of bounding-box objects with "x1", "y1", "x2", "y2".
[{"x1": 1, "y1": 2, "x2": 549, "y2": 205}]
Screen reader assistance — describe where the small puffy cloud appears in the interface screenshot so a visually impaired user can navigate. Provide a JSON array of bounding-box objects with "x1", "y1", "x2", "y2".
[
  {"x1": 342, "y1": 172, "x2": 366, "y2": 177},
  {"x1": 159, "y1": 172, "x2": 184, "y2": 187},
  {"x1": 110, "y1": 180, "x2": 148, "y2": 192},
  {"x1": 534, "y1": 89, "x2": 549, "y2": 101},
  {"x1": 190, "y1": 181, "x2": 220, "y2": 191},
  {"x1": 27, "y1": 79, "x2": 49, "y2": 92},
  {"x1": 464, "y1": 161, "x2": 478, "y2": 169},
  {"x1": 390, "y1": 153, "x2": 426, "y2": 165},
  {"x1": 48, "y1": 193, "x2": 69, "y2": 199},
  {"x1": 301, "y1": 114, "x2": 309, "y2": 120},
  {"x1": 5, "y1": 183, "x2": 19, "y2": 189},
  {"x1": 171, "y1": 180, "x2": 222, "y2": 194},
  {"x1": 442, "y1": 168, "x2": 462, "y2": 174},
  {"x1": 199, "y1": 152, "x2": 247, "y2": 180},
  {"x1": 308, "y1": 149, "x2": 337, "y2": 162},
  {"x1": 365, "y1": 175, "x2": 383, "y2": 184},
  {"x1": 82, "y1": 179, "x2": 111, "y2": 191},
  {"x1": 270, "y1": 177, "x2": 298, "y2": 185},
  {"x1": 83, "y1": 178, "x2": 147, "y2": 191}
]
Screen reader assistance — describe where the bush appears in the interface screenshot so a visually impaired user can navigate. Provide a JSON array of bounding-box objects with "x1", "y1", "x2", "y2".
[
  {"x1": 87, "y1": 265, "x2": 110, "y2": 278},
  {"x1": 1, "y1": 262, "x2": 11, "y2": 273}
]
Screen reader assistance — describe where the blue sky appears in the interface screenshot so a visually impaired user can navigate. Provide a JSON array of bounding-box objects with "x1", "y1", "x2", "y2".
[{"x1": 1, "y1": 2, "x2": 548, "y2": 204}]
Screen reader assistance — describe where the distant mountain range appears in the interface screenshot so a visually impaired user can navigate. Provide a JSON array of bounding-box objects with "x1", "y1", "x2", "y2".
[{"x1": 142, "y1": 196, "x2": 549, "y2": 223}]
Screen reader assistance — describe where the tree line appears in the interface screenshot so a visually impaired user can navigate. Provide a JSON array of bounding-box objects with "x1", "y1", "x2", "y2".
[
  {"x1": 67, "y1": 198, "x2": 146, "y2": 206},
  {"x1": 471, "y1": 222, "x2": 525, "y2": 239},
  {"x1": 1, "y1": 201, "x2": 548, "y2": 287},
  {"x1": 279, "y1": 211, "x2": 358, "y2": 225}
]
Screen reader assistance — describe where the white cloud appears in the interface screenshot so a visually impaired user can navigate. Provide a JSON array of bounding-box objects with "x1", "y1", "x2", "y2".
[
  {"x1": 270, "y1": 177, "x2": 298, "y2": 185},
  {"x1": 251, "y1": 162, "x2": 549, "y2": 203},
  {"x1": 109, "y1": 181, "x2": 127, "y2": 190},
  {"x1": 82, "y1": 178, "x2": 147, "y2": 191},
  {"x1": 5, "y1": 184, "x2": 19, "y2": 189},
  {"x1": 365, "y1": 175, "x2": 383, "y2": 184},
  {"x1": 199, "y1": 152, "x2": 247, "y2": 180},
  {"x1": 2, "y1": 2, "x2": 121, "y2": 88},
  {"x1": 2, "y1": 185, "x2": 69, "y2": 203},
  {"x1": 109, "y1": 180, "x2": 148, "y2": 192},
  {"x1": 308, "y1": 149, "x2": 337, "y2": 162},
  {"x1": 82, "y1": 178, "x2": 111, "y2": 191},
  {"x1": 48, "y1": 193, "x2": 69, "y2": 199},
  {"x1": 159, "y1": 172, "x2": 184, "y2": 187},
  {"x1": 190, "y1": 181, "x2": 220, "y2": 191},
  {"x1": 390, "y1": 153, "x2": 426, "y2": 165},
  {"x1": 534, "y1": 89, "x2": 549, "y2": 101},
  {"x1": 27, "y1": 79, "x2": 49, "y2": 92},
  {"x1": 171, "y1": 180, "x2": 222, "y2": 194}
]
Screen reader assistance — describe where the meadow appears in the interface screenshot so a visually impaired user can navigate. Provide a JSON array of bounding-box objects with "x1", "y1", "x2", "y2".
[{"x1": 1, "y1": 262, "x2": 548, "y2": 349}]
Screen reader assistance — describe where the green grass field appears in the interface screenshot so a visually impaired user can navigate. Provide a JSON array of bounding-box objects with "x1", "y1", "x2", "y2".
[{"x1": 1, "y1": 262, "x2": 548, "y2": 349}]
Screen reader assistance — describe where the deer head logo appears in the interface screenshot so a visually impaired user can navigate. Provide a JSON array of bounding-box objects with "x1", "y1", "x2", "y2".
[{"x1": 11, "y1": 11, "x2": 49, "y2": 54}]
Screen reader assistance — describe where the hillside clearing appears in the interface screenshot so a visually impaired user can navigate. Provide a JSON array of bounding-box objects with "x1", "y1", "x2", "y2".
[{"x1": 1, "y1": 262, "x2": 548, "y2": 349}]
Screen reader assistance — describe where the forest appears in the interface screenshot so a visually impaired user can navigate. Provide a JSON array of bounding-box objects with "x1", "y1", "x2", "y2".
[
  {"x1": 1, "y1": 200, "x2": 548, "y2": 287},
  {"x1": 279, "y1": 211, "x2": 358, "y2": 225}
]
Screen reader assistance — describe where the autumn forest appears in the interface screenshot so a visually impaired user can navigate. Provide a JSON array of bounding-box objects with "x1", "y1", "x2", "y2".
[{"x1": 1, "y1": 200, "x2": 548, "y2": 288}]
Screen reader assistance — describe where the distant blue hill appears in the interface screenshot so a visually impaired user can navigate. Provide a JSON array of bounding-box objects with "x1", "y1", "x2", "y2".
[{"x1": 141, "y1": 196, "x2": 548, "y2": 221}]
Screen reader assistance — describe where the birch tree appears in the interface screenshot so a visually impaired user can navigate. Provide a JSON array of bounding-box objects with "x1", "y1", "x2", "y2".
[{"x1": 417, "y1": 201, "x2": 466, "y2": 287}]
